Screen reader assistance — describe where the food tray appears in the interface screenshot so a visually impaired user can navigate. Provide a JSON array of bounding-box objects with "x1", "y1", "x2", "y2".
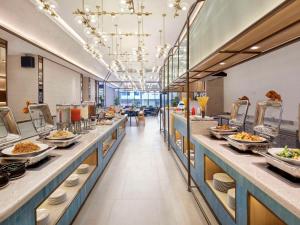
[
  {"x1": 210, "y1": 130, "x2": 237, "y2": 140},
  {"x1": 260, "y1": 152, "x2": 300, "y2": 178},
  {"x1": 0, "y1": 146, "x2": 56, "y2": 166},
  {"x1": 39, "y1": 134, "x2": 81, "y2": 148},
  {"x1": 225, "y1": 137, "x2": 271, "y2": 152}
]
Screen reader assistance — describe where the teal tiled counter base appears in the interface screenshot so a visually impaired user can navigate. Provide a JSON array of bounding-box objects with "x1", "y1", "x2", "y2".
[
  {"x1": 0, "y1": 117, "x2": 126, "y2": 225},
  {"x1": 170, "y1": 115, "x2": 300, "y2": 225}
]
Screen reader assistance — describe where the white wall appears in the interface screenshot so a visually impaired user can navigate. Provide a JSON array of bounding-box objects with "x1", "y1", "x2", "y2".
[
  {"x1": 44, "y1": 59, "x2": 81, "y2": 115},
  {"x1": 224, "y1": 41, "x2": 300, "y2": 122},
  {"x1": 7, "y1": 55, "x2": 38, "y2": 121},
  {"x1": 90, "y1": 79, "x2": 96, "y2": 102},
  {"x1": 106, "y1": 85, "x2": 115, "y2": 107}
]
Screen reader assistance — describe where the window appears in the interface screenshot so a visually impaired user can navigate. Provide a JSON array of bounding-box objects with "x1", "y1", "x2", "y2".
[{"x1": 118, "y1": 90, "x2": 160, "y2": 107}]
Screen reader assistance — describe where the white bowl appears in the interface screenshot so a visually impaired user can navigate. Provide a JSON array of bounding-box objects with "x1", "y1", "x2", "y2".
[
  {"x1": 76, "y1": 164, "x2": 89, "y2": 174},
  {"x1": 64, "y1": 174, "x2": 79, "y2": 187},
  {"x1": 48, "y1": 189, "x2": 67, "y2": 205},
  {"x1": 36, "y1": 208, "x2": 49, "y2": 225}
]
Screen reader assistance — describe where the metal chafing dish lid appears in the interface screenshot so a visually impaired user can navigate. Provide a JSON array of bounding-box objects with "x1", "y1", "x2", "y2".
[
  {"x1": 0, "y1": 107, "x2": 22, "y2": 148},
  {"x1": 253, "y1": 100, "x2": 283, "y2": 138},
  {"x1": 229, "y1": 99, "x2": 250, "y2": 128},
  {"x1": 28, "y1": 104, "x2": 54, "y2": 137}
]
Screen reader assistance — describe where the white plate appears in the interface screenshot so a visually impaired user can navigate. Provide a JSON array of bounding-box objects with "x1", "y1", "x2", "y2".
[
  {"x1": 268, "y1": 148, "x2": 300, "y2": 166},
  {"x1": 36, "y1": 208, "x2": 49, "y2": 225},
  {"x1": 210, "y1": 126, "x2": 238, "y2": 132},
  {"x1": 2, "y1": 142, "x2": 49, "y2": 156},
  {"x1": 227, "y1": 134, "x2": 266, "y2": 143},
  {"x1": 46, "y1": 132, "x2": 75, "y2": 140}
]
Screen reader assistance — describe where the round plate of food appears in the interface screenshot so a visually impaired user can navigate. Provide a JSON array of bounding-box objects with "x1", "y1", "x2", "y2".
[
  {"x1": 268, "y1": 147, "x2": 300, "y2": 166},
  {"x1": 2, "y1": 141, "x2": 49, "y2": 157},
  {"x1": 46, "y1": 130, "x2": 75, "y2": 140},
  {"x1": 228, "y1": 132, "x2": 266, "y2": 143},
  {"x1": 210, "y1": 125, "x2": 238, "y2": 132}
]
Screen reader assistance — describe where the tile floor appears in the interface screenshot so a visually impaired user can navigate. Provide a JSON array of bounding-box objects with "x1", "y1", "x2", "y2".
[{"x1": 72, "y1": 117, "x2": 208, "y2": 225}]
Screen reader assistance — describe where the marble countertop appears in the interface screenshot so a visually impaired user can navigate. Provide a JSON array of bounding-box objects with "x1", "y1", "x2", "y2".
[
  {"x1": 0, "y1": 116, "x2": 126, "y2": 222},
  {"x1": 192, "y1": 134, "x2": 300, "y2": 217}
]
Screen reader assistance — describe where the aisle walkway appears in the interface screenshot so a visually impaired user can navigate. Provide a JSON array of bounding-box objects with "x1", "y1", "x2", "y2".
[{"x1": 73, "y1": 117, "x2": 208, "y2": 225}]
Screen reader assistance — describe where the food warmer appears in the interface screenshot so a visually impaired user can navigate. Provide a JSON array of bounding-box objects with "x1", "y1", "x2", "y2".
[
  {"x1": 0, "y1": 107, "x2": 56, "y2": 166},
  {"x1": 226, "y1": 100, "x2": 282, "y2": 152},
  {"x1": 256, "y1": 102, "x2": 300, "y2": 178},
  {"x1": 210, "y1": 100, "x2": 250, "y2": 139},
  {"x1": 29, "y1": 104, "x2": 80, "y2": 148}
]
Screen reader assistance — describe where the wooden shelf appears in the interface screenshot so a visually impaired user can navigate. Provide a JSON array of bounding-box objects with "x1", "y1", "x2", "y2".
[
  {"x1": 248, "y1": 194, "x2": 285, "y2": 225},
  {"x1": 103, "y1": 130, "x2": 117, "y2": 156},
  {"x1": 36, "y1": 150, "x2": 98, "y2": 225},
  {"x1": 204, "y1": 155, "x2": 236, "y2": 220},
  {"x1": 207, "y1": 180, "x2": 235, "y2": 218}
]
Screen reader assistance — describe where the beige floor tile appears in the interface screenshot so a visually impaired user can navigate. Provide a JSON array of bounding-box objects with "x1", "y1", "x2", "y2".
[{"x1": 72, "y1": 117, "x2": 208, "y2": 225}]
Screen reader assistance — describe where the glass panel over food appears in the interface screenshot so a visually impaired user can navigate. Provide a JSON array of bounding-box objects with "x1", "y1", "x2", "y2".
[{"x1": 253, "y1": 100, "x2": 283, "y2": 138}]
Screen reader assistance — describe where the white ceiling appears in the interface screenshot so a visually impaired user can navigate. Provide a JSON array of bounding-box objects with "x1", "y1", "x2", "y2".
[{"x1": 53, "y1": 0, "x2": 194, "y2": 87}]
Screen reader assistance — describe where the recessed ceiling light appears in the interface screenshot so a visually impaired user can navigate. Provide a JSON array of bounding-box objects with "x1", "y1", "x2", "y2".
[
  {"x1": 250, "y1": 46, "x2": 260, "y2": 50},
  {"x1": 220, "y1": 62, "x2": 226, "y2": 65}
]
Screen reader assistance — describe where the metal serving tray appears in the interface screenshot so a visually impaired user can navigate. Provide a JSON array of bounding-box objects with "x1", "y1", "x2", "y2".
[
  {"x1": 260, "y1": 152, "x2": 300, "y2": 178},
  {"x1": 39, "y1": 134, "x2": 81, "y2": 148},
  {"x1": 225, "y1": 136, "x2": 271, "y2": 152},
  {"x1": 0, "y1": 146, "x2": 56, "y2": 166},
  {"x1": 210, "y1": 130, "x2": 237, "y2": 140}
]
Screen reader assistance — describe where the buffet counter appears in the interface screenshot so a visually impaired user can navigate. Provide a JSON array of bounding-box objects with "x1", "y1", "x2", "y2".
[
  {"x1": 0, "y1": 116, "x2": 127, "y2": 225},
  {"x1": 170, "y1": 113, "x2": 300, "y2": 225}
]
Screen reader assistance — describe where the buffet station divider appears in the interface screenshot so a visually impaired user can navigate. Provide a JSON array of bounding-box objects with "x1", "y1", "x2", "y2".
[
  {"x1": 169, "y1": 114, "x2": 299, "y2": 225},
  {"x1": 0, "y1": 116, "x2": 127, "y2": 225}
]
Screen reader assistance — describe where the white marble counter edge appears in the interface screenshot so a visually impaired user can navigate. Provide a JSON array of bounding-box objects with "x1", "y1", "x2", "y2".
[
  {"x1": 0, "y1": 116, "x2": 127, "y2": 222},
  {"x1": 192, "y1": 134, "x2": 300, "y2": 217}
]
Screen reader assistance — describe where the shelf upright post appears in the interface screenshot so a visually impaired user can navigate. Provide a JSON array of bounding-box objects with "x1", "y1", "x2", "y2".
[
  {"x1": 167, "y1": 54, "x2": 171, "y2": 150},
  {"x1": 159, "y1": 92, "x2": 162, "y2": 132},
  {"x1": 163, "y1": 64, "x2": 166, "y2": 142},
  {"x1": 186, "y1": 6, "x2": 191, "y2": 192}
]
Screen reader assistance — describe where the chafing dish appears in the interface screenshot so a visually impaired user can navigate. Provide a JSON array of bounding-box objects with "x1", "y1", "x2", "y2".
[
  {"x1": 253, "y1": 100, "x2": 283, "y2": 140},
  {"x1": 210, "y1": 130, "x2": 237, "y2": 140},
  {"x1": 0, "y1": 146, "x2": 56, "y2": 166},
  {"x1": 225, "y1": 136, "x2": 271, "y2": 152},
  {"x1": 38, "y1": 134, "x2": 81, "y2": 148},
  {"x1": 260, "y1": 152, "x2": 300, "y2": 178},
  {"x1": 28, "y1": 104, "x2": 55, "y2": 138},
  {"x1": 229, "y1": 99, "x2": 250, "y2": 131}
]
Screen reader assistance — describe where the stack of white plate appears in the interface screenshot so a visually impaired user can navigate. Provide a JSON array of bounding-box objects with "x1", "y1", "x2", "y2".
[
  {"x1": 76, "y1": 164, "x2": 89, "y2": 174},
  {"x1": 212, "y1": 173, "x2": 235, "y2": 193},
  {"x1": 36, "y1": 208, "x2": 49, "y2": 225},
  {"x1": 64, "y1": 174, "x2": 79, "y2": 187},
  {"x1": 47, "y1": 189, "x2": 67, "y2": 205},
  {"x1": 227, "y1": 188, "x2": 236, "y2": 210},
  {"x1": 190, "y1": 151, "x2": 195, "y2": 160},
  {"x1": 176, "y1": 140, "x2": 182, "y2": 146}
]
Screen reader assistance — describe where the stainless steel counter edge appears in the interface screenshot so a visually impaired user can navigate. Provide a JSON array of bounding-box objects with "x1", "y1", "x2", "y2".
[{"x1": 0, "y1": 116, "x2": 127, "y2": 222}]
